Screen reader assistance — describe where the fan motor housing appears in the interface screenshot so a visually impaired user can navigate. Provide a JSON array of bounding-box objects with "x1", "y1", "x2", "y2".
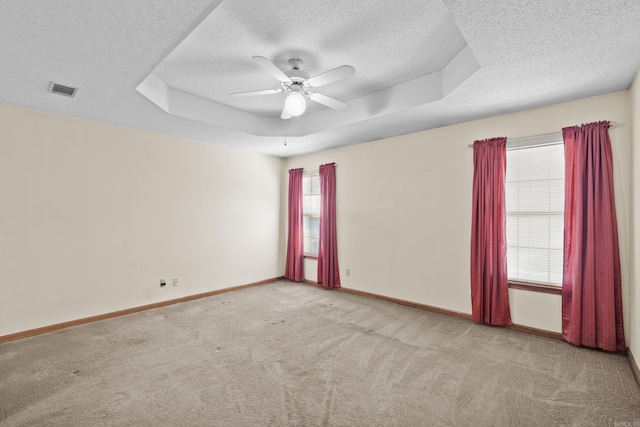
[
  {"x1": 286, "y1": 58, "x2": 309, "y2": 83},
  {"x1": 288, "y1": 69, "x2": 309, "y2": 82}
]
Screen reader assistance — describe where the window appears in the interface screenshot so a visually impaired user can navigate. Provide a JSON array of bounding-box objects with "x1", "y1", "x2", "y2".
[
  {"x1": 303, "y1": 174, "x2": 320, "y2": 255},
  {"x1": 506, "y1": 135, "x2": 564, "y2": 286}
]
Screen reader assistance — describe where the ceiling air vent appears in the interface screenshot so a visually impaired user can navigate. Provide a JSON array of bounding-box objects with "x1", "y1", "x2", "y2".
[{"x1": 48, "y1": 82, "x2": 78, "y2": 97}]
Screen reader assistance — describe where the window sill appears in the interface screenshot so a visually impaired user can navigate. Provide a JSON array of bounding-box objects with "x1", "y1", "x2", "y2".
[
  {"x1": 508, "y1": 281, "x2": 562, "y2": 295},
  {"x1": 304, "y1": 255, "x2": 318, "y2": 260}
]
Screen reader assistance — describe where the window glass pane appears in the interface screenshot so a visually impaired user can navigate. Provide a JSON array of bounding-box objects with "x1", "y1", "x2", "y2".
[
  {"x1": 529, "y1": 181, "x2": 550, "y2": 212},
  {"x1": 507, "y1": 246, "x2": 518, "y2": 279},
  {"x1": 310, "y1": 195, "x2": 320, "y2": 216},
  {"x1": 505, "y1": 182, "x2": 518, "y2": 212},
  {"x1": 310, "y1": 217, "x2": 319, "y2": 236},
  {"x1": 518, "y1": 216, "x2": 549, "y2": 248},
  {"x1": 310, "y1": 237, "x2": 319, "y2": 255},
  {"x1": 506, "y1": 150, "x2": 520, "y2": 182},
  {"x1": 303, "y1": 195, "x2": 313, "y2": 214},
  {"x1": 529, "y1": 146, "x2": 550, "y2": 180},
  {"x1": 550, "y1": 216, "x2": 564, "y2": 249},
  {"x1": 303, "y1": 215, "x2": 310, "y2": 235},
  {"x1": 517, "y1": 181, "x2": 532, "y2": 212},
  {"x1": 304, "y1": 237, "x2": 311, "y2": 254},
  {"x1": 518, "y1": 248, "x2": 550, "y2": 283},
  {"x1": 506, "y1": 216, "x2": 517, "y2": 246},
  {"x1": 549, "y1": 179, "x2": 564, "y2": 212},
  {"x1": 517, "y1": 151, "x2": 532, "y2": 181},
  {"x1": 549, "y1": 249, "x2": 563, "y2": 284},
  {"x1": 549, "y1": 145, "x2": 565, "y2": 179},
  {"x1": 303, "y1": 176, "x2": 312, "y2": 195},
  {"x1": 311, "y1": 176, "x2": 320, "y2": 195}
]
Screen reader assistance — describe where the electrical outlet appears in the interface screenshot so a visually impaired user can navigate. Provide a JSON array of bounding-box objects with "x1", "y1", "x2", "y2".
[
  {"x1": 172, "y1": 278, "x2": 179, "y2": 287},
  {"x1": 346, "y1": 269, "x2": 351, "y2": 277},
  {"x1": 160, "y1": 279, "x2": 166, "y2": 287}
]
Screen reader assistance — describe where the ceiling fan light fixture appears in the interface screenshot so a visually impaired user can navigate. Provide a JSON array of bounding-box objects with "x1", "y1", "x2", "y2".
[
  {"x1": 233, "y1": 55, "x2": 355, "y2": 119},
  {"x1": 285, "y1": 91, "x2": 306, "y2": 116}
]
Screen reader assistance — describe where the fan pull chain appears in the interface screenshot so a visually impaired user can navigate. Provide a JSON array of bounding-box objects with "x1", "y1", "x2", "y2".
[{"x1": 284, "y1": 118, "x2": 287, "y2": 146}]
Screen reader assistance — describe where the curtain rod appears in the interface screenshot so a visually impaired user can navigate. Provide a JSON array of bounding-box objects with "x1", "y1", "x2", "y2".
[
  {"x1": 304, "y1": 164, "x2": 337, "y2": 171},
  {"x1": 466, "y1": 122, "x2": 617, "y2": 147},
  {"x1": 291, "y1": 164, "x2": 338, "y2": 173}
]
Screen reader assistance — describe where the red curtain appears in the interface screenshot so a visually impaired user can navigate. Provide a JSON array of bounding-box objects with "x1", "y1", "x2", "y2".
[
  {"x1": 285, "y1": 168, "x2": 304, "y2": 282},
  {"x1": 470, "y1": 137, "x2": 512, "y2": 325},
  {"x1": 317, "y1": 163, "x2": 340, "y2": 288},
  {"x1": 562, "y1": 121, "x2": 625, "y2": 352}
]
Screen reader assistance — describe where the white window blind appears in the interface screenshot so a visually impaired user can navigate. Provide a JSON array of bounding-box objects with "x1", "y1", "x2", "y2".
[
  {"x1": 505, "y1": 135, "x2": 564, "y2": 285},
  {"x1": 303, "y1": 174, "x2": 320, "y2": 255}
]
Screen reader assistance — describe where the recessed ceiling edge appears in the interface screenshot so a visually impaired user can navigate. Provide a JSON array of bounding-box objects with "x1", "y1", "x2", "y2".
[{"x1": 136, "y1": 45, "x2": 480, "y2": 137}]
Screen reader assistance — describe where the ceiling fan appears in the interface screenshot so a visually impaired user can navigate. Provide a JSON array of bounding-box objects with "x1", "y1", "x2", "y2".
[{"x1": 229, "y1": 56, "x2": 355, "y2": 119}]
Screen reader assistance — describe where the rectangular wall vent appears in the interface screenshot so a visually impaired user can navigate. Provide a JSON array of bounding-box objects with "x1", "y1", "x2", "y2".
[{"x1": 48, "y1": 82, "x2": 78, "y2": 97}]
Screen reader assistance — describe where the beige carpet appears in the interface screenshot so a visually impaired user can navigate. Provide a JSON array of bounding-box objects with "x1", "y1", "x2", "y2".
[{"x1": 1, "y1": 281, "x2": 639, "y2": 426}]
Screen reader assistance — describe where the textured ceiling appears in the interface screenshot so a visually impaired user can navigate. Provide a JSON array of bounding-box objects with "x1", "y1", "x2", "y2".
[{"x1": 0, "y1": 0, "x2": 639, "y2": 158}]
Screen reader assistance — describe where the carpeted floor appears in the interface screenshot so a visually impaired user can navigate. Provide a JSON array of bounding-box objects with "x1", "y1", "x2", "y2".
[{"x1": 1, "y1": 281, "x2": 639, "y2": 426}]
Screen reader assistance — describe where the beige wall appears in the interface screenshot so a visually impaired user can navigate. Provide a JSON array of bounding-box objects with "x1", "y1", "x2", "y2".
[
  {"x1": 287, "y1": 91, "x2": 631, "y2": 334},
  {"x1": 0, "y1": 104, "x2": 285, "y2": 336},
  {"x1": 630, "y1": 70, "x2": 640, "y2": 359},
  {"x1": 2, "y1": 87, "x2": 635, "y2": 342}
]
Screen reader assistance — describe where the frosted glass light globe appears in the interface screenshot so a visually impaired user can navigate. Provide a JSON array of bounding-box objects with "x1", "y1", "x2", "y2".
[{"x1": 285, "y1": 91, "x2": 306, "y2": 116}]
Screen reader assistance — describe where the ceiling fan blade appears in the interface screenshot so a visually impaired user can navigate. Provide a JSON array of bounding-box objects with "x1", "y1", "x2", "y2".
[
  {"x1": 307, "y1": 65, "x2": 355, "y2": 87},
  {"x1": 228, "y1": 88, "x2": 283, "y2": 98},
  {"x1": 281, "y1": 104, "x2": 292, "y2": 119},
  {"x1": 308, "y1": 92, "x2": 351, "y2": 112},
  {"x1": 252, "y1": 56, "x2": 292, "y2": 83}
]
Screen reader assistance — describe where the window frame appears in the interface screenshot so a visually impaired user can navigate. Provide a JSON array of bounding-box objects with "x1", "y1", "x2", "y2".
[
  {"x1": 302, "y1": 172, "x2": 320, "y2": 257},
  {"x1": 505, "y1": 133, "x2": 564, "y2": 294},
  {"x1": 508, "y1": 280, "x2": 562, "y2": 295}
]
